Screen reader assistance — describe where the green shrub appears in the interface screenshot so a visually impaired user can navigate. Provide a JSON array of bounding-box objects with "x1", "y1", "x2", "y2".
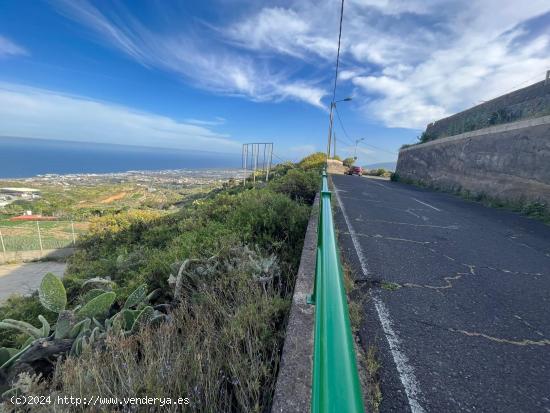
[
  {"x1": 343, "y1": 157, "x2": 355, "y2": 167},
  {"x1": 0, "y1": 162, "x2": 315, "y2": 410},
  {"x1": 298, "y1": 152, "x2": 326, "y2": 170},
  {"x1": 418, "y1": 131, "x2": 436, "y2": 143},
  {"x1": 269, "y1": 169, "x2": 319, "y2": 203}
]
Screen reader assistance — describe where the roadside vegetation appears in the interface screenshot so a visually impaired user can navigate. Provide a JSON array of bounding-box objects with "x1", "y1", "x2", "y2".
[
  {"x1": 363, "y1": 168, "x2": 391, "y2": 178},
  {"x1": 391, "y1": 173, "x2": 550, "y2": 224},
  {"x1": 0, "y1": 160, "x2": 319, "y2": 412}
]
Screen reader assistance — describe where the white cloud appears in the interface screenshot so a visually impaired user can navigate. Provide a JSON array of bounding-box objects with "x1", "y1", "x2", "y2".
[
  {"x1": 0, "y1": 35, "x2": 28, "y2": 58},
  {"x1": 224, "y1": 7, "x2": 336, "y2": 60},
  {"x1": 0, "y1": 82, "x2": 240, "y2": 152},
  {"x1": 348, "y1": 0, "x2": 434, "y2": 15},
  {"x1": 51, "y1": 0, "x2": 326, "y2": 108},
  {"x1": 50, "y1": 0, "x2": 550, "y2": 129},
  {"x1": 339, "y1": 69, "x2": 364, "y2": 81},
  {"x1": 224, "y1": 0, "x2": 550, "y2": 129},
  {"x1": 183, "y1": 117, "x2": 226, "y2": 126}
]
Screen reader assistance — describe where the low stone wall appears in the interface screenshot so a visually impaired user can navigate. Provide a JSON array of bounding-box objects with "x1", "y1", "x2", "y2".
[
  {"x1": 0, "y1": 248, "x2": 75, "y2": 264},
  {"x1": 271, "y1": 196, "x2": 318, "y2": 413},
  {"x1": 396, "y1": 115, "x2": 550, "y2": 205}
]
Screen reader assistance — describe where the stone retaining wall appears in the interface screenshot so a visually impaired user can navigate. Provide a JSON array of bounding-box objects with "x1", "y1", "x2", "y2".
[{"x1": 397, "y1": 116, "x2": 550, "y2": 205}]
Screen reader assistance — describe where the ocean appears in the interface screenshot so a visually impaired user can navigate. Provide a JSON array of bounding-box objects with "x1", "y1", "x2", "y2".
[{"x1": 0, "y1": 137, "x2": 242, "y2": 178}]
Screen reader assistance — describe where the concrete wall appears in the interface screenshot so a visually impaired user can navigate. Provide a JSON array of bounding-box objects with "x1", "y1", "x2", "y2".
[{"x1": 396, "y1": 115, "x2": 550, "y2": 205}]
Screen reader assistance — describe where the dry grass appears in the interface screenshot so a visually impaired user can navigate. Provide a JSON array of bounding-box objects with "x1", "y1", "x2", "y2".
[
  {"x1": 365, "y1": 346, "x2": 383, "y2": 412},
  {"x1": 9, "y1": 251, "x2": 290, "y2": 413}
]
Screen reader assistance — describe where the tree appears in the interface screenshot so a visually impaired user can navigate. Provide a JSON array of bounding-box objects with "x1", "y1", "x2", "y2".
[{"x1": 342, "y1": 157, "x2": 355, "y2": 167}]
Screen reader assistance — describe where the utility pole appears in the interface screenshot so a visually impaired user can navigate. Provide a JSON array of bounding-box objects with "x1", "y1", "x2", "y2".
[
  {"x1": 333, "y1": 131, "x2": 336, "y2": 159},
  {"x1": 327, "y1": 103, "x2": 335, "y2": 159}
]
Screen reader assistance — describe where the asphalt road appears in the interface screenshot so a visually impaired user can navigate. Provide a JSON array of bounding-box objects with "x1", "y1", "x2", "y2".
[
  {"x1": 332, "y1": 174, "x2": 550, "y2": 413},
  {"x1": 0, "y1": 262, "x2": 66, "y2": 302}
]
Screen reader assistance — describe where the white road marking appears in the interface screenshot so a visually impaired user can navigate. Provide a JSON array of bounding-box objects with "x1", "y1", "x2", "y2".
[
  {"x1": 334, "y1": 187, "x2": 369, "y2": 276},
  {"x1": 334, "y1": 185, "x2": 426, "y2": 413},
  {"x1": 369, "y1": 181, "x2": 390, "y2": 189},
  {"x1": 373, "y1": 296, "x2": 427, "y2": 413},
  {"x1": 412, "y1": 198, "x2": 441, "y2": 212},
  {"x1": 406, "y1": 209, "x2": 421, "y2": 219}
]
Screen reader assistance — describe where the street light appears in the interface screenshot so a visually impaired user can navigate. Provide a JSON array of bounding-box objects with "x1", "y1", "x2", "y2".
[
  {"x1": 354, "y1": 137, "x2": 365, "y2": 159},
  {"x1": 327, "y1": 97, "x2": 352, "y2": 160}
]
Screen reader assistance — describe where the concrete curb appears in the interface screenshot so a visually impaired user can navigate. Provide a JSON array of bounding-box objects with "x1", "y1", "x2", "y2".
[{"x1": 271, "y1": 195, "x2": 318, "y2": 413}]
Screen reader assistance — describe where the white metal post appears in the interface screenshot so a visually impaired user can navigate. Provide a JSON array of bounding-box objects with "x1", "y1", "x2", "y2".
[
  {"x1": 71, "y1": 221, "x2": 76, "y2": 246},
  {"x1": 266, "y1": 143, "x2": 273, "y2": 182},
  {"x1": 36, "y1": 221, "x2": 43, "y2": 253},
  {"x1": 0, "y1": 228, "x2": 6, "y2": 254},
  {"x1": 253, "y1": 144, "x2": 258, "y2": 184}
]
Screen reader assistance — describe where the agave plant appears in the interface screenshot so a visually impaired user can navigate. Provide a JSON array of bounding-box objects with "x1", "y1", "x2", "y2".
[{"x1": 168, "y1": 245, "x2": 281, "y2": 299}]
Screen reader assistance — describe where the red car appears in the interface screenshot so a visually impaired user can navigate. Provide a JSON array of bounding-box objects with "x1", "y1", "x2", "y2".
[{"x1": 346, "y1": 166, "x2": 363, "y2": 176}]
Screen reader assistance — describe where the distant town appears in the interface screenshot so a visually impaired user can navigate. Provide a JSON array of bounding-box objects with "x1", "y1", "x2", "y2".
[{"x1": 0, "y1": 168, "x2": 244, "y2": 210}]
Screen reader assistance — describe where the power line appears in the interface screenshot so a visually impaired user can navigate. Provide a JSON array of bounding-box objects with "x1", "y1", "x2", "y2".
[
  {"x1": 331, "y1": 0, "x2": 345, "y2": 105},
  {"x1": 326, "y1": 0, "x2": 346, "y2": 158},
  {"x1": 334, "y1": 104, "x2": 398, "y2": 156},
  {"x1": 271, "y1": 152, "x2": 298, "y2": 167},
  {"x1": 358, "y1": 141, "x2": 398, "y2": 156},
  {"x1": 334, "y1": 105, "x2": 355, "y2": 146}
]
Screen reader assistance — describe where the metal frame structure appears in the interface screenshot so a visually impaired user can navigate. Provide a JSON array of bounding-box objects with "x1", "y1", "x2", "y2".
[
  {"x1": 242, "y1": 143, "x2": 274, "y2": 184},
  {"x1": 310, "y1": 171, "x2": 365, "y2": 413}
]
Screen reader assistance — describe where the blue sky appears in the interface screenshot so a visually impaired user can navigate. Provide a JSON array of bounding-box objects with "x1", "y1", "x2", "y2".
[{"x1": 0, "y1": 0, "x2": 549, "y2": 165}]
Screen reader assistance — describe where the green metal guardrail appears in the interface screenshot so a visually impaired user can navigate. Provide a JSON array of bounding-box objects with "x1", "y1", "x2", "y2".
[{"x1": 310, "y1": 171, "x2": 365, "y2": 413}]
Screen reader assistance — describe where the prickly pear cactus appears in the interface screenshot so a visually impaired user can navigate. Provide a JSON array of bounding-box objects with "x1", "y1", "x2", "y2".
[
  {"x1": 130, "y1": 306, "x2": 154, "y2": 333},
  {"x1": 81, "y1": 288, "x2": 108, "y2": 304},
  {"x1": 54, "y1": 311, "x2": 75, "y2": 339},
  {"x1": 0, "y1": 319, "x2": 43, "y2": 339},
  {"x1": 0, "y1": 347, "x2": 17, "y2": 366},
  {"x1": 76, "y1": 292, "x2": 116, "y2": 320},
  {"x1": 123, "y1": 284, "x2": 147, "y2": 309},
  {"x1": 39, "y1": 273, "x2": 67, "y2": 313}
]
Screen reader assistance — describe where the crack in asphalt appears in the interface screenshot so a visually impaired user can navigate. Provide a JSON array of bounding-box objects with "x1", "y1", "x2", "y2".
[
  {"x1": 341, "y1": 231, "x2": 433, "y2": 245},
  {"x1": 448, "y1": 328, "x2": 550, "y2": 346},
  {"x1": 514, "y1": 315, "x2": 545, "y2": 337}
]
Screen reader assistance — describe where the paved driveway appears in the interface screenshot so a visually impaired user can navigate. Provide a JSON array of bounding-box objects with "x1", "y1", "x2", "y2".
[
  {"x1": 332, "y1": 174, "x2": 550, "y2": 413},
  {"x1": 0, "y1": 262, "x2": 66, "y2": 301}
]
